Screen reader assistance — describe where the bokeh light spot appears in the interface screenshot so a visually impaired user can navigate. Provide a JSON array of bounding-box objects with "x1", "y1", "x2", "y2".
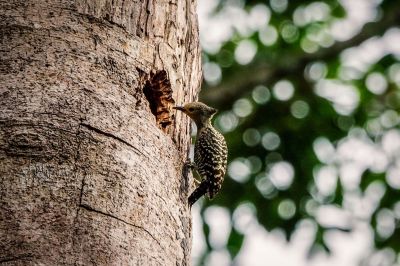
[
  {"x1": 393, "y1": 202, "x2": 400, "y2": 219},
  {"x1": 306, "y1": 61, "x2": 327, "y2": 81},
  {"x1": 215, "y1": 111, "x2": 239, "y2": 133},
  {"x1": 252, "y1": 85, "x2": 271, "y2": 104},
  {"x1": 233, "y1": 202, "x2": 257, "y2": 234},
  {"x1": 307, "y1": 2, "x2": 330, "y2": 22},
  {"x1": 365, "y1": 180, "x2": 387, "y2": 205},
  {"x1": 388, "y1": 63, "x2": 400, "y2": 86},
  {"x1": 249, "y1": 4, "x2": 271, "y2": 30},
  {"x1": 259, "y1": 25, "x2": 278, "y2": 46},
  {"x1": 203, "y1": 62, "x2": 222, "y2": 86},
  {"x1": 376, "y1": 209, "x2": 395, "y2": 239},
  {"x1": 269, "y1": 161, "x2": 295, "y2": 190},
  {"x1": 382, "y1": 129, "x2": 400, "y2": 157},
  {"x1": 233, "y1": 98, "x2": 253, "y2": 117},
  {"x1": 262, "y1": 132, "x2": 280, "y2": 151},
  {"x1": 315, "y1": 79, "x2": 360, "y2": 115},
  {"x1": 366, "y1": 72, "x2": 388, "y2": 95},
  {"x1": 255, "y1": 174, "x2": 276, "y2": 198},
  {"x1": 228, "y1": 158, "x2": 251, "y2": 183},
  {"x1": 273, "y1": 80, "x2": 295, "y2": 101},
  {"x1": 379, "y1": 110, "x2": 399, "y2": 128},
  {"x1": 235, "y1": 40, "x2": 257, "y2": 65},
  {"x1": 293, "y1": 7, "x2": 307, "y2": 27},
  {"x1": 339, "y1": 163, "x2": 363, "y2": 190},
  {"x1": 386, "y1": 166, "x2": 400, "y2": 189},
  {"x1": 316, "y1": 205, "x2": 351, "y2": 229},
  {"x1": 290, "y1": 100, "x2": 310, "y2": 119},
  {"x1": 204, "y1": 250, "x2": 231, "y2": 266},
  {"x1": 248, "y1": 156, "x2": 263, "y2": 174},
  {"x1": 204, "y1": 207, "x2": 231, "y2": 249},
  {"x1": 281, "y1": 22, "x2": 299, "y2": 43},
  {"x1": 313, "y1": 137, "x2": 335, "y2": 164},
  {"x1": 293, "y1": 2, "x2": 331, "y2": 26},
  {"x1": 305, "y1": 199, "x2": 318, "y2": 216},
  {"x1": 366, "y1": 118, "x2": 382, "y2": 136},
  {"x1": 301, "y1": 37, "x2": 318, "y2": 53},
  {"x1": 270, "y1": 0, "x2": 288, "y2": 13},
  {"x1": 243, "y1": 128, "x2": 261, "y2": 147},
  {"x1": 278, "y1": 199, "x2": 296, "y2": 219},
  {"x1": 313, "y1": 165, "x2": 338, "y2": 196}
]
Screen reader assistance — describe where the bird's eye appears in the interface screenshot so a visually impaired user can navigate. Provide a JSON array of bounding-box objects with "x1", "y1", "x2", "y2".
[{"x1": 188, "y1": 107, "x2": 194, "y2": 112}]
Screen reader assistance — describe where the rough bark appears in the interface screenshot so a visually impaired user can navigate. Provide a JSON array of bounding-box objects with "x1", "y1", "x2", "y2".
[{"x1": 0, "y1": 0, "x2": 201, "y2": 265}]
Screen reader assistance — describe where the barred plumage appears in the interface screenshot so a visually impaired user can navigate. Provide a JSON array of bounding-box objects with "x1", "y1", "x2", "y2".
[{"x1": 173, "y1": 102, "x2": 228, "y2": 207}]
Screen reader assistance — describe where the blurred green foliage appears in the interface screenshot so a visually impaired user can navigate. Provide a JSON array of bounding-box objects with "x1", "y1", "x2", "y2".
[{"x1": 197, "y1": 0, "x2": 400, "y2": 264}]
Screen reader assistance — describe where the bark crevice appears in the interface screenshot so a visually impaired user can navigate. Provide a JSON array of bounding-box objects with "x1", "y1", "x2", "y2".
[
  {"x1": 80, "y1": 122, "x2": 145, "y2": 156},
  {"x1": 0, "y1": 254, "x2": 33, "y2": 264},
  {"x1": 78, "y1": 204, "x2": 163, "y2": 249}
]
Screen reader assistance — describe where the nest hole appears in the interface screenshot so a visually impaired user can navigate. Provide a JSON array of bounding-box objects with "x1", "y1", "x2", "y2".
[{"x1": 143, "y1": 70, "x2": 175, "y2": 132}]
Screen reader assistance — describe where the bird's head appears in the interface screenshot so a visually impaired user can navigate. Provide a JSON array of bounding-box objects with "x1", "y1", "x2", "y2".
[{"x1": 173, "y1": 102, "x2": 218, "y2": 127}]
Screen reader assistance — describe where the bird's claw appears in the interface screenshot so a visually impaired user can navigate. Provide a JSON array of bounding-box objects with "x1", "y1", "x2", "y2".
[{"x1": 184, "y1": 160, "x2": 195, "y2": 170}]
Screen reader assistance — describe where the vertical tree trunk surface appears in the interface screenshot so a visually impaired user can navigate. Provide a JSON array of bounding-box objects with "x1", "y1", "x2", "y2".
[{"x1": 0, "y1": 0, "x2": 201, "y2": 265}]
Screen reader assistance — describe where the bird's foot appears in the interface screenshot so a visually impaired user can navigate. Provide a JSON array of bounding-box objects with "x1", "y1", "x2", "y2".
[{"x1": 184, "y1": 160, "x2": 196, "y2": 171}]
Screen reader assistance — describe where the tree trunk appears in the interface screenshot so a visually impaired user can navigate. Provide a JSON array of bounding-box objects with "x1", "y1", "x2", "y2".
[{"x1": 0, "y1": 0, "x2": 201, "y2": 265}]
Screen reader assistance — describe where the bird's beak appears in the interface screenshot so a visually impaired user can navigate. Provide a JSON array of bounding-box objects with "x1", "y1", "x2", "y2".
[{"x1": 173, "y1": 106, "x2": 185, "y2": 111}]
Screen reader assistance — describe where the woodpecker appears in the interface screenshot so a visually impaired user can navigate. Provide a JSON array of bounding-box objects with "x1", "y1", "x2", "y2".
[{"x1": 173, "y1": 102, "x2": 228, "y2": 207}]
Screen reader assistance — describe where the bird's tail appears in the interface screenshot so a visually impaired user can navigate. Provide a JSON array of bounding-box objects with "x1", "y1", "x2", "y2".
[{"x1": 188, "y1": 180, "x2": 209, "y2": 207}]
